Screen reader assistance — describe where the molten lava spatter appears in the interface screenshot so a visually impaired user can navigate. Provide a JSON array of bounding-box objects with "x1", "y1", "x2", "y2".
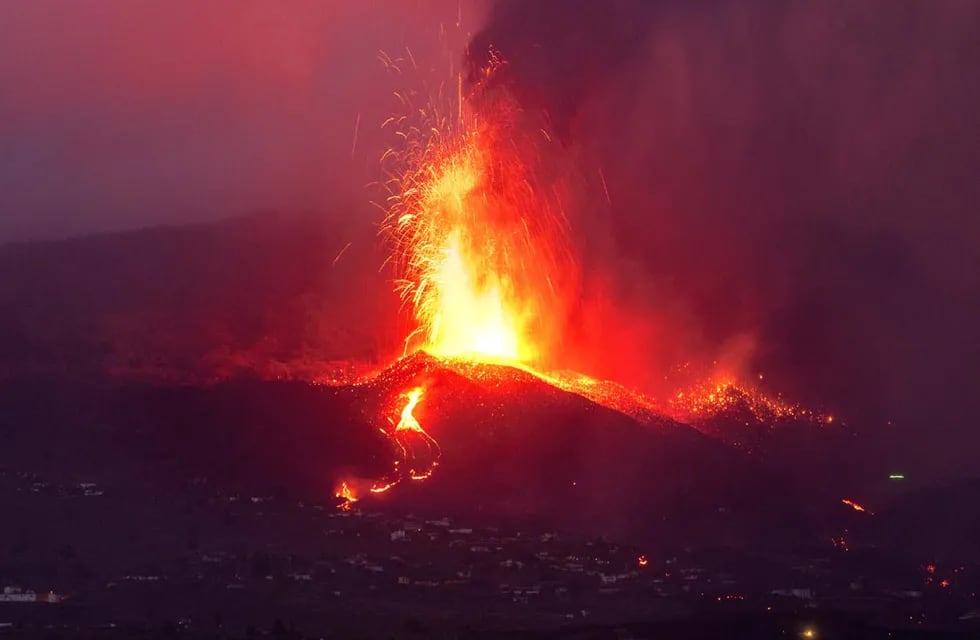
[
  {"x1": 382, "y1": 50, "x2": 570, "y2": 364},
  {"x1": 668, "y1": 378, "x2": 834, "y2": 426}
]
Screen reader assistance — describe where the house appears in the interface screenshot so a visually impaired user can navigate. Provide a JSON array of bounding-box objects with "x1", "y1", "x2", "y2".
[
  {"x1": 771, "y1": 588, "x2": 815, "y2": 601},
  {"x1": 0, "y1": 587, "x2": 35, "y2": 603}
]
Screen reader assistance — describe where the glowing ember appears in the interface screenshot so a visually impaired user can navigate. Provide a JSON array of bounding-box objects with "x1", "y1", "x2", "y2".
[
  {"x1": 637, "y1": 554, "x2": 649, "y2": 567},
  {"x1": 841, "y1": 498, "x2": 871, "y2": 514},
  {"x1": 668, "y1": 378, "x2": 833, "y2": 426}
]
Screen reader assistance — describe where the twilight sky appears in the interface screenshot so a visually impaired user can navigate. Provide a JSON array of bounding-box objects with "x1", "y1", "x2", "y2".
[{"x1": 0, "y1": 0, "x2": 478, "y2": 242}]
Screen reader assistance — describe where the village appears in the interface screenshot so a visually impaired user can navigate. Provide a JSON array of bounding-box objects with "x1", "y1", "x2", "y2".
[{"x1": 2, "y1": 467, "x2": 979, "y2": 638}]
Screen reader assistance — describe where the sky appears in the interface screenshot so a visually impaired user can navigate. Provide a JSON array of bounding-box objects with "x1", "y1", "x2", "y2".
[
  {"x1": 468, "y1": 0, "x2": 980, "y2": 477},
  {"x1": 0, "y1": 0, "x2": 478, "y2": 242}
]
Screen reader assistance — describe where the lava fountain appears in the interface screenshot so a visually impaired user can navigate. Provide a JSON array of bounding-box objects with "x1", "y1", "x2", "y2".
[{"x1": 381, "y1": 48, "x2": 571, "y2": 365}]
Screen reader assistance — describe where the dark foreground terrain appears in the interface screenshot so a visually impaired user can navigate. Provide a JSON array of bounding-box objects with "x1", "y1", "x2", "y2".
[
  {"x1": 0, "y1": 216, "x2": 978, "y2": 637},
  {"x1": 1, "y1": 373, "x2": 979, "y2": 638},
  {"x1": 1, "y1": 473, "x2": 979, "y2": 638}
]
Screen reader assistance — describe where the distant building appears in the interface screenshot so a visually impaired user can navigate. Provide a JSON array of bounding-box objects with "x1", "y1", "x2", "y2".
[
  {"x1": 771, "y1": 588, "x2": 814, "y2": 601},
  {"x1": 0, "y1": 587, "x2": 66, "y2": 603}
]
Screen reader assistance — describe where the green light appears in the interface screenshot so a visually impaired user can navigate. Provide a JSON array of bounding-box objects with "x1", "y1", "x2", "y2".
[{"x1": 889, "y1": 473, "x2": 905, "y2": 480}]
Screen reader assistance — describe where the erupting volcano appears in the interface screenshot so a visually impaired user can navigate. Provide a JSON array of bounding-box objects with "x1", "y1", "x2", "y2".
[{"x1": 334, "y1": 47, "x2": 833, "y2": 509}]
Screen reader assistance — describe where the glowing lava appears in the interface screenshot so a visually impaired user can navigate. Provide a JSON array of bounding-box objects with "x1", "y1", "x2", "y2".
[
  {"x1": 668, "y1": 378, "x2": 834, "y2": 425},
  {"x1": 382, "y1": 49, "x2": 568, "y2": 364},
  {"x1": 335, "y1": 386, "x2": 441, "y2": 506},
  {"x1": 384, "y1": 386, "x2": 441, "y2": 484},
  {"x1": 394, "y1": 387, "x2": 425, "y2": 432},
  {"x1": 841, "y1": 498, "x2": 872, "y2": 514},
  {"x1": 335, "y1": 481, "x2": 357, "y2": 510}
]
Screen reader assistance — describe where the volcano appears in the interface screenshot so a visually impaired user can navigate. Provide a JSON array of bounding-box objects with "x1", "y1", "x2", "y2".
[
  {"x1": 0, "y1": 216, "x2": 840, "y2": 552},
  {"x1": 346, "y1": 352, "x2": 816, "y2": 548},
  {"x1": 0, "y1": 350, "x2": 823, "y2": 555}
]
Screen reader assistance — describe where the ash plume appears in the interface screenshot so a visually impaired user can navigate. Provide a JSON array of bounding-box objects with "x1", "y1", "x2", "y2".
[{"x1": 468, "y1": 0, "x2": 980, "y2": 476}]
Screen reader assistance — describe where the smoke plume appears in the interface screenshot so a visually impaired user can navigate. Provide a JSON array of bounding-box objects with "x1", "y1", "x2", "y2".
[{"x1": 468, "y1": 0, "x2": 980, "y2": 476}]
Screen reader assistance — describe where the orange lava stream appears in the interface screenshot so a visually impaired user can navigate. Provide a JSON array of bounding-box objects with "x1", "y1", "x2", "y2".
[
  {"x1": 394, "y1": 387, "x2": 425, "y2": 432},
  {"x1": 335, "y1": 386, "x2": 440, "y2": 508}
]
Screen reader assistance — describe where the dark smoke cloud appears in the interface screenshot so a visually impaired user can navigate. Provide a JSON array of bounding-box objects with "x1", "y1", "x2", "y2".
[{"x1": 470, "y1": 0, "x2": 980, "y2": 477}]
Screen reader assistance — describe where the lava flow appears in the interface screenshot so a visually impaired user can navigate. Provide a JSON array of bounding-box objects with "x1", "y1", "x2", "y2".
[
  {"x1": 335, "y1": 385, "x2": 440, "y2": 509},
  {"x1": 388, "y1": 386, "x2": 441, "y2": 481}
]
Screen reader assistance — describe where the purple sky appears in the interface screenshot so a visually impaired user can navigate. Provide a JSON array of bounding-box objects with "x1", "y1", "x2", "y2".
[{"x1": 0, "y1": 0, "x2": 480, "y2": 242}]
